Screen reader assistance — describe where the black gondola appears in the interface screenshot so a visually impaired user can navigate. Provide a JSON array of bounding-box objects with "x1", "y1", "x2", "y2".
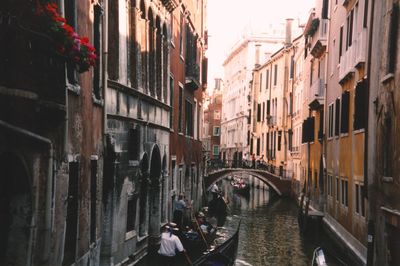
[{"x1": 191, "y1": 220, "x2": 241, "y2": 266}]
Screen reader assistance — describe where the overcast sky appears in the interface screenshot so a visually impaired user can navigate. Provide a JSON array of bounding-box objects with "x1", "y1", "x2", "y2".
[{"x1": 206, "y1": 0, "x2": 314, "y2": 92}]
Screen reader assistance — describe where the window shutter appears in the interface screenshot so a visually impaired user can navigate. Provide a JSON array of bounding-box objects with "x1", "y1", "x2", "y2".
[{"x1": 341, "y1": 91, "x2": 350, "y2": 133}]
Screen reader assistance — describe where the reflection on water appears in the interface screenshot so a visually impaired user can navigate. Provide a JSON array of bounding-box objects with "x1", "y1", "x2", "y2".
[{"x1": 216, "y1": 176, "x2": 324, "y2": 266}]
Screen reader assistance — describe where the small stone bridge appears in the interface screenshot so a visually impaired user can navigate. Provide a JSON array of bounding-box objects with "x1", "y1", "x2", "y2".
[{"x1": 204, "y1": 168, "x2": 292, "y2": 197}]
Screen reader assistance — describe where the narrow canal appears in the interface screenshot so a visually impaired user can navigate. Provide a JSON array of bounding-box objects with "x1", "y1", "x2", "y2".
[
  {"x1": 138, "y1": 176, "x2": 351, "y2": 265},
  {"x1": 218, "y1": 176, "x2": 349, "y2": 266}
]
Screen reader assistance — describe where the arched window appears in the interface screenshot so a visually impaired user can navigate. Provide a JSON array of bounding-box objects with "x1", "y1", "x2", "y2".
[
  {"x1": 148, "y1": 8, "x2": 155, "y2": 97},
  {"x1": 163, "y1": 23, "x2": 169, "y2": 103},
  {"x1": 155, "y1": 16, "x2": 162, "y2": 100}
]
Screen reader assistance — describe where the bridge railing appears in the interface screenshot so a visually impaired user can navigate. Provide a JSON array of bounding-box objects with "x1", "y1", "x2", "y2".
[{"x1": 205, "y1": 159, "x2": 290, "y2": 179}]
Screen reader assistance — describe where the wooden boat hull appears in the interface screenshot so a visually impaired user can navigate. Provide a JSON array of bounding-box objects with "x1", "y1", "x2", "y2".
[{"x1": 191, "y1": 221, "x2": 241, "y2": 266}]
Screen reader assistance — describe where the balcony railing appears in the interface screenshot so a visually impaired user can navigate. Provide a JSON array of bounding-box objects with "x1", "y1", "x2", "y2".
[
  {"x1": 339, "y1": 29, "x2": 367, "y2": 83},
  {"x1": 161, "y1": 0, "x2": 179, "y2": 12},
  {"x1": 339, "y1": 43, "x2": 356, "y2": 83},
  {"x1": 185, "y1": 62, "x2": 200, "y2": 90},
  {"x1": 310, "y1": 19, "x2": 328, "y2": 58},
  {"x1": 267, "y1": 116, "x2": 277, "y2": 126},
  {"x1": 309, "y1": 78, "x2": 325, "y2": 109},
  {"x1": 354, "y1": 28, "x2": 368, "y2": 68}
]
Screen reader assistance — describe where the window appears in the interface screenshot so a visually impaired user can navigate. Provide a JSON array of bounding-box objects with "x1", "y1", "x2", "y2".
[
  {"x1": 256, "y1": 138, "x2": 260, "y2": 156},
  {"x1": 126, "y1": 195, "x2": 137, "y2": 233},
  {"x1": 185, "y1": 100, "x2": 193, "y2": 136},
  {"x1": 354, "y1": 80, "x2": 367, "y2": 130},
  {"x1": 213, "y1": 126, "x2": 220, "y2": 136},
  {"x1": 178, "y1": 85, "x2": 183, "y2": 132},
  {"x1": 262, "y1": 102, "x2": 265, "y2": 121},
  {"x1": 257, "y1": 103, "x2": 261, "y2": 122},
  {"x1": 213, "y1": 145, "x2": 220, "y2": 156},
  {"x1": 339, "y1": 26, "x2": 343, "y2": 62},
  {"x1": 341, "y1": 178, "x2": 348, "y2": 207},
  {"x1": 290, "y1": 56, "x2": 294, "y2": 79},
  {"x1": 90, "y1": 159, "x2": 97, "y2": 244},
  {"x1": 170, "y1": 13, "x2": 174, "y2": 45},
  {"x1": 171, "y1": 159, "x2": 176, "y2": 191},
  {"x1": 107, "y1": 0, "x2": 119, "y2": 81},
  {"x1": 194, "y1": 100, "x2": 198, "y2": 139},
  {"x1": 128, "y1": 127, "x2": 140, "y2": 161},
  {"x1": 328, "y1": 103, "x2": 334, "y2": 138},
  {"x1": 355, "y1": 183, "x2": 365, "y2": 216},
  {"x1": 179, "y1": 12, "x2": 185, "y2": 57},
  {"x1": 327, "y1": 174, "x2": 333, "y2": 197},
  {"x1": 340, "y1": 91, "x2": 350, "y2": 134},
  {"x1": 93, "y1": 3, "x2": 102, "y2": 99},
  {"x1": 346, "y1": 10, "x2": 354, "y2": 50},
  {"x1": 318, "y1": 110, "x2": 324, "y2": 140},
  {"x1": 170, "y1": 76, "x2": 174, "y2": 129},
  {"x1": 335, "y1": 98, "x2": 340, "y2": 136},
  {"x1": 277, "y1": 131, "x2": 282, "y2": 151},
  {"x1": 65, "y1": 0, "x2": 79, "y2": 86},
  {"x1": 388, "y1": 3, "x2": 399, "y2": 73},
  {"x1": 274, "y1": 64, "x2": 278, "y2": 85},
  {"x1": 322, "y1": 0, "x2": 329, "y2": 19},
  {"x1": 336, "y1": 176, "x2": 340, "y2": 202},
  {"x1": 260, "y1": 73, "x2": 263, "y2": 92},
  {"x1": 266, "y1": 69, "x2": 269, "y2": 90},
  {"x1": 214, "y1": 110, "x2": 221, "y2": 120}
]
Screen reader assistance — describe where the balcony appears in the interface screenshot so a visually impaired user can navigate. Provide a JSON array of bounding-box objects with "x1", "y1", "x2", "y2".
[
  {"x1": 185, "y1": 62, "x2": 201, "y2": 90},
  {"x1": 310, "y1": 19, "x2": 329, "y2": 58},
  {"x1": 161, "y1": 0, "x2": 179, "y2": 12},
  {"x1": 338, "y1": 43, "x2": 356, "y2": 84},
  {"x1": 309, "y1": 78, "x2": 325, "y2": 110},
  {"x1": 354, "y1": 29, "x2": 368, "y2": 68},
  {"x1": 267, "y1": 116, "x2": 277, "y2": 127}
]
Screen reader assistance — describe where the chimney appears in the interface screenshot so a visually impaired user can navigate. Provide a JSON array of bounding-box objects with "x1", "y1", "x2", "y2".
[
  {"x1": 214, "y1": 78, "x2": 221, "y2": 90},
  {"x1": 255, "y1": 44, "x2": 261, "y2": 67},
  {"x1": 285, "y1": 18, "x2": 294, "y2": 46}
]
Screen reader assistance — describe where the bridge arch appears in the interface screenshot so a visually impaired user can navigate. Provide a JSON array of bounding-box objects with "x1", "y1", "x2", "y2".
[{"x1": 205, "y1": 169, "x2": 291, "y2": 197}]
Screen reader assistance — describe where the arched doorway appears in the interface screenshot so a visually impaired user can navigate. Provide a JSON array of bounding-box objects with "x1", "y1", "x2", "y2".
[
  {"x1": 148, "y1": 145, "x2": 161, "y2": 239},
  {"x1": 139, "y1": 153, "x2": 149, "y2": 237},
  {"x1": 0, "y1": 152, "x2": 32, "y2": 265},
  {"x1": 161, "y1": 155, "x2": 167, "y2": 223}
]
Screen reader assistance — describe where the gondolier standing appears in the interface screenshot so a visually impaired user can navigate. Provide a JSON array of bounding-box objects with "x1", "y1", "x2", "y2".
[
  {"x1": 158, "y1": 224, "x2": 187, "y2": 266},
  {"x1": 173, "y1": 194, "x2": 187, "y2": 229}
]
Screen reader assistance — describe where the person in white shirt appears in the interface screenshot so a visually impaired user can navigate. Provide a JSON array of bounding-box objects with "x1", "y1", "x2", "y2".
[{"x1": 158, "y1": 224, "x2": 185, "y2": 265}]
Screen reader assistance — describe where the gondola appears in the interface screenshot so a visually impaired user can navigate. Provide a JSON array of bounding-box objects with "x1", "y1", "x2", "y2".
[
  {"x1": 231, "y1": 180, "x2": 250, "y2": 197},
  {"x1": 191, "y1": 220, "x2": 241, "y2": 266}
]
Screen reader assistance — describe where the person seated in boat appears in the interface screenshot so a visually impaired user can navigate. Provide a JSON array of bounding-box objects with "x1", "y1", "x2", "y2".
[
  {"x1": 195, "y1": 212, "x2": 216, "y2": 236},
  {"x1": 158, "y1": 223, "x2": 186, "y2": 266}
]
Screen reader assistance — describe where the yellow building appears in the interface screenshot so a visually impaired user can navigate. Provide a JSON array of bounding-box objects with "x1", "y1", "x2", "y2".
[{"x1": 324, "y1": 0, "x2": 369, "y2": 264}]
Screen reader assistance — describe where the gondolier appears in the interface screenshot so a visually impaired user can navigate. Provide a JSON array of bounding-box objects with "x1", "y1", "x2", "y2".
[
  {"x1": 158, "y1": 224, "x2": 186, "y2": 266},
  {"x1": 173, "y1": 194, "x2": 187, "y2": 229}
]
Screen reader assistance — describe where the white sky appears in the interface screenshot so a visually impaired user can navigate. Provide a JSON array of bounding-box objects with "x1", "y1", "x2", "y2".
[{"x1": 206, "y1": 0, "x2": 315, "y2": 92}]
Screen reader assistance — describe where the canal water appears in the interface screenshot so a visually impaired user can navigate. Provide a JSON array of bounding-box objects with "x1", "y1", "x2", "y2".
[{"x1": 217, "y1": 176, "x2": 349, "y2": 266}]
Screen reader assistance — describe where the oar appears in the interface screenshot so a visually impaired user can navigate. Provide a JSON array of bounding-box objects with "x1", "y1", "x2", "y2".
[
  {"x1": 183, "y1": 250, "x2": 193, "y2": 266},
  {"x1": 193, "y1": 214, "x2": 210, "y2": 250}
]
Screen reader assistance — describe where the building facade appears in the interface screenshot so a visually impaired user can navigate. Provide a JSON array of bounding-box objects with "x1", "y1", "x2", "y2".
[
  {"x1": 202, "y1": 78, "x2": 223, "y2": 162},
  {"x1": 0, "y1": 0, "x2": 104, "y2": 265},
  {"x1": 368, "y1": 0, "x2": 400, "y2": 265},
  {"x1": 101, "y1": 0, "x2": 176, "y2": 264},
  {"x1": 323, "y1": 0, "x2": 370, "y2": 264},
  {"x1": 221, "y1": 33, "x2": 285, "y2": 167},
  {"x1": 290, "y1": 36, "x2": 305, "y2": 197},
  {"x1": 169, "y1": 0, "x2": 207, "y2": 216},
  {"x1": 300, "y1": 2, "x2": 329, "y2": 212}
]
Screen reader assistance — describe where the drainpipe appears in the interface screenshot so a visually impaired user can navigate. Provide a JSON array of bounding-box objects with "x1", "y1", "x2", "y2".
[
  {"x1": 103, "y1": 0, "x2": 108, "y2": 133},
  {"x1": 0, "y1": 120, "x2": 54, "y2": 262},
  {"x1": 366, "y1": 0, "x2": 375, "y2": 265}
]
